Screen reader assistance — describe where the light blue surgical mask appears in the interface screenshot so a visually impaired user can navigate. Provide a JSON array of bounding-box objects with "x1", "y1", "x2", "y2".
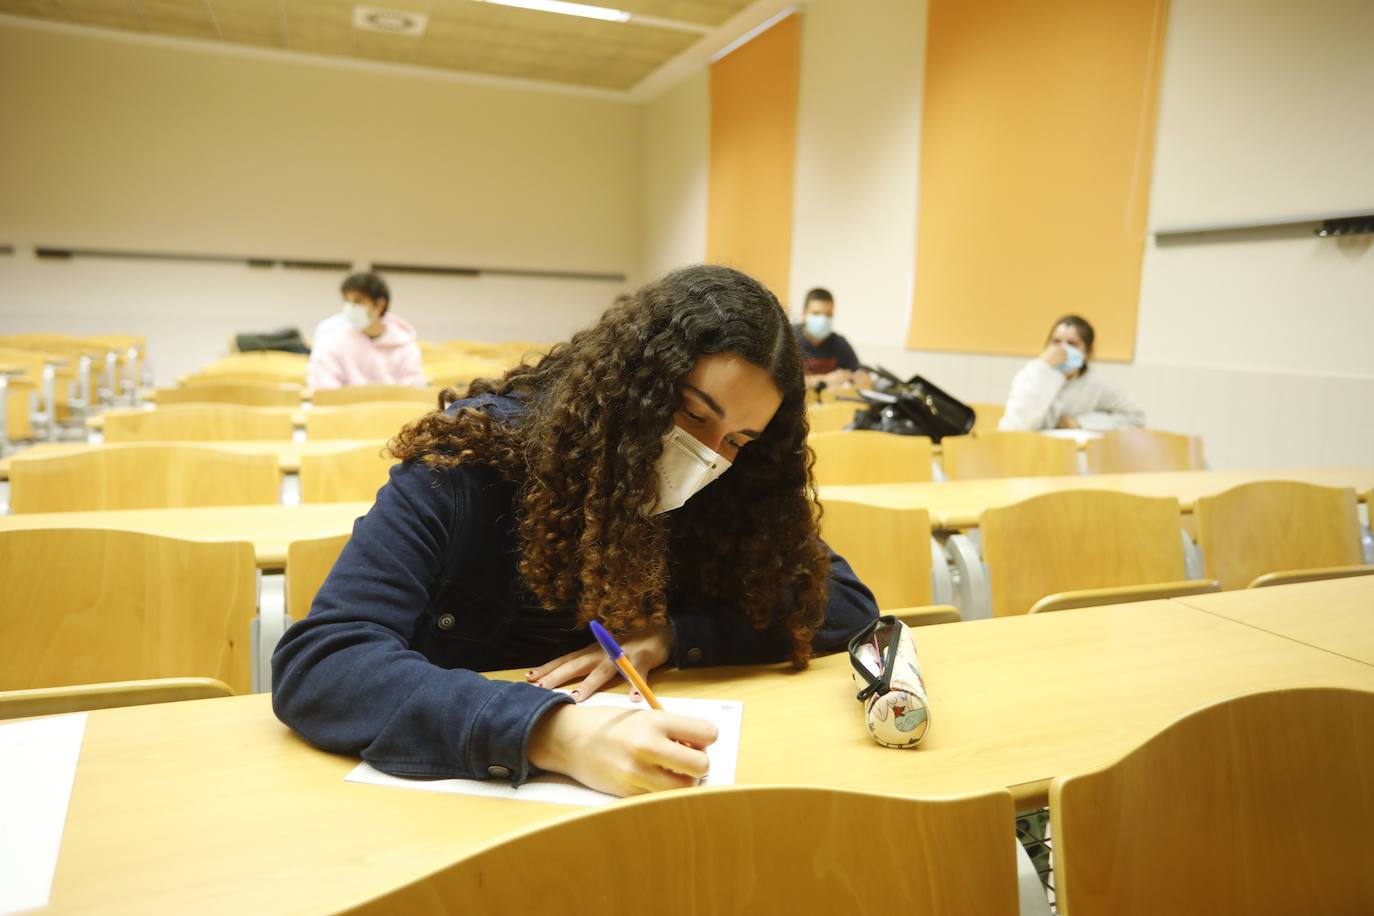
[
  {"x1": 805, "y1": 314, "x2": 833, "y2": 340},
  {"x1": 1057, "y1": 343, "x2": 1085, "y2": 375}
]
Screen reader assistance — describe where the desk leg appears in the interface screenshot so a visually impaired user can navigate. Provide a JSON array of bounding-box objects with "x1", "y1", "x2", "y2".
[
  {"x1": 250, "y1": 572, "x2": 289, "y2": 693},
  {"x1": 930, "y1": 537, "x2": 955, "y2": 606},
  {"x1": 944, "y1": 532, "x2": 991, "y2": 620},
  {"x1": 1181, "y1": 529, "x2": 1205, "y2": 581}
]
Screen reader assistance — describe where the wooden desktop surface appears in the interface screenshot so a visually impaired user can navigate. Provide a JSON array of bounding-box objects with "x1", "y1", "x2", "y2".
[
  {"x1": 822, "y1": 466, "x2": 1374, "y2": 529},
  {"x1": 1173, "y1": 575, "x2": 1374, "y2": 667},
  {"x1": 0, "y1": 502, "x2": 370, "y2": 569},
  {"x1": 0, "y1": 439, "x2": 383, "y2": 479},
  {"x1": 39, "y1": 599, "x2": 1374, "y2": 914}
]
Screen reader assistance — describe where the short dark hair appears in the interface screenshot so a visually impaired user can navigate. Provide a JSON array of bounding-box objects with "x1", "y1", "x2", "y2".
[
  {"x1": 804, "y1": 287, "x2": 834, "y2": 306},
  {"x1": 341, "y1": 272, "x2": 391, "y2": 316},
  {"x1": 1049, "y1": 314, "x2": 1095, "y2": 352}
]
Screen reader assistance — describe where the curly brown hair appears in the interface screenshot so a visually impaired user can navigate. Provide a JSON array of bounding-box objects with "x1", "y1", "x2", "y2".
[{"x1": 389, "y1": 265, "x2": 829, "y2": 666}]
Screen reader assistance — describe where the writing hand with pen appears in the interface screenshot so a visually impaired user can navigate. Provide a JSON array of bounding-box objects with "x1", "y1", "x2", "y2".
[{"x1": 525, "y1": 621, "x2": 718, "y2": 797}]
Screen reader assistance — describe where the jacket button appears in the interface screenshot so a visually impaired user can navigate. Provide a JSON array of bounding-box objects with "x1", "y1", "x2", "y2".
[
  {"x1": 437, "y1": 613, "x2": 456, "y2": 631},
  {"x1": 487, "y1": 765, "x2": 511, "y2": 779},
  {"x1": 686, "y1": 647, "x2": 704, "y2": 663}
]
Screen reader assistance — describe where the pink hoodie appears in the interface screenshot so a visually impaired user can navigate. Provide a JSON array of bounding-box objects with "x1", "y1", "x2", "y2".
[{"x1": 307, "y1": 312, "x2": 426, "y2": 390}]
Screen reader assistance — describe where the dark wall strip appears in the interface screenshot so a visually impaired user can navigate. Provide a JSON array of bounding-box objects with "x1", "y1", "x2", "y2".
[
  {"x1": 25, "y1": 246, "x2": 625, "y2": 282},
  {"x1": 370, "y1": 261, "x2": 626, "y2": 283},
  {"x1": 0, "y1": 244, "x2": 14, "y2": 255}
]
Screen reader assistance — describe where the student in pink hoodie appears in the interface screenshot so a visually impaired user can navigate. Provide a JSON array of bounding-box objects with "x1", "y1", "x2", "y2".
[{"x1": 308, "y1": 272, "x2": 426, "y2": 389}]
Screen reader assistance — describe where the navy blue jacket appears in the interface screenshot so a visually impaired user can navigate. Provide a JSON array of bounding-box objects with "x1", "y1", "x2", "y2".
[{"x1": 271, "y1": 394, "x2": 878, "y2": 785}]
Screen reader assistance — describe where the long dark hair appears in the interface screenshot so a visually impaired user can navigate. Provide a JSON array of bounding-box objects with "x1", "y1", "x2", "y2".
[{"x1": 389, "y1": 265, "x2": 829, "y2": 666}]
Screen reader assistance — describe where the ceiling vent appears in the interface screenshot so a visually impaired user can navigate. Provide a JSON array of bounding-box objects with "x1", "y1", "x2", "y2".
[{"x1": 353, "y1": 5, "x2": 429, "y2": 35}]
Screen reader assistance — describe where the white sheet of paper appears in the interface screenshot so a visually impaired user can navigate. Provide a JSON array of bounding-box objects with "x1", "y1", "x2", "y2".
[
  {"x1": 346, "y1": 694, "x2": 743, "y2": 807},
  {"x1": 0, "y1": 713, "x2": 87, "y2": 916}
]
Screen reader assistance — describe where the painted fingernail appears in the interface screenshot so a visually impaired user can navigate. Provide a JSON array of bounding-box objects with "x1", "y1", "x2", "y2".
[
  {"x1": 570, "y1": 689, "x2": 580, "y2": 697},
  {"x1": 535, "y1": 681, "x2": 544, "y2": 688},
  {"x1": 525, "y1": 670, "x2": 535, "y2": 679}
]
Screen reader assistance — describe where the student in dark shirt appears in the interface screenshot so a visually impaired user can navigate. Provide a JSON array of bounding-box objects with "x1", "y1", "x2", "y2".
[
  {"x1": 272, "y1": 265, "x2": 879, "y2": 799},
  {"x1": 794, "y1": 287, "x2": 871, "y2": 392}
]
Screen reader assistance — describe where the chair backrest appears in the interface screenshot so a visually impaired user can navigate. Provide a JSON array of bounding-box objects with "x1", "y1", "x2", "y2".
[
  {"x1": 969, "y1": 402, "x2": 1006, "y2": 434},
  {"x1": 1194, "y1": 481, "x2": 1363, "y2": 590},
  {"x1": 9, "y1": 444, "x2": 281, "y2": 512},
  {"x1": 0, "y1": 530, "x2": 257, "y2": 693},
  {"x1": 981, "y1": 490, "x2": 1186, "y2": 617},
  {"x1": 157, "y1": 384, "x2": 303, "y2": 407},
  {"x1": 0, "y1": 677, "x2": 234, "y2": 720},
  {"x1": 1027, "y1": 578, "x2": 1218, "y2": 615},
  {"x1": 891, "y1": 605, "x2": 961, "y2": 627},
  {"x1": 809, "y1": 430, "x2": 934, "y2": 487},
  {"x1": 311, "y1": 385, "x2": 440, "y2": 407},
  {"x1": 103, "y1": 404, "x2": 294, "y2": 442},
  {"x1": 304, "y1": 401, "x2": 431, "y2": 440},
  {"x1": 341, "y1": 785, "x2": 1020, "y2": 916},
  {"x1": 1250, "y1": 564, "x2": 1374, "y2": 589},
  {"x1": 807, "y1": 401, "x2": 860, "y2": 435},
  {"x1": 286, "y1": 534, "x2": 352, "y2": 620},
  {"x1": 1085, "y1": 428, "x2": 1205, "y2": 473},
  {"x1": 299, "y1": 444, "x2": 398, "y2": 503},
  {"x1": 2, "y1": 376, "x2": 36, "y2": 440},
  {"x1": 941, "y1": 431, "x2": 1079, "y2": 480},
  {"x1": 1051, "y1": 687, "x2": 1374, "y2": 916},
  {"x1": 819, "y1": 498, "x2": 933, "y2": 608}
]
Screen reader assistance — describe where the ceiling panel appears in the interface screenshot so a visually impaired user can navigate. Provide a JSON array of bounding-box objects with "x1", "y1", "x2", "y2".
[{"x1": 2, "y1": 0, "x2": 751, "y2": 91}]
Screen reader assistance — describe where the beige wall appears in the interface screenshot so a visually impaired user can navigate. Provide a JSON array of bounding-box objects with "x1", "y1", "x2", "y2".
[
  {"x1": 688, "y1": 0, "x2": 1374, "y2": 469},
  {"x1": 0, "y1": 19, "x2": 637, "y2": 382},
  {"x1": 638, "y1": 70, "x2": 708, "y2": 284}
]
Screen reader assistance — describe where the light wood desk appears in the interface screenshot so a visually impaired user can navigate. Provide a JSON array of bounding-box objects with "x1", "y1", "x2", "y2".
[
  {"x1": 86, "y1": 406, "x2": 310, "y2": 433},
  {"x1": 0, "y1": 439, "x2": 383, "y2": 481},
  {"x1": 1173, "y1": 575, "x2": 1374, "y2": 667},
  {"x1": 38, "y1": 601, "x2": 1374, "y2": 914},
  {"x1": 823, "y1": 466, "x2": 1374, "y2": 529},
  {"x1": 0, "y1": 502, "x2": 370, "y2": 570}
]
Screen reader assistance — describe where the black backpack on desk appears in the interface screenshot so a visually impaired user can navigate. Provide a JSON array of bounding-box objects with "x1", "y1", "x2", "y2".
[{"x1": 849, "y1": 367, "x2": 976, "y2": 442}]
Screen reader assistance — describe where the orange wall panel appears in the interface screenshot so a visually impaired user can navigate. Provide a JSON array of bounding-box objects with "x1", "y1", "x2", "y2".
[
  {"x1": 707, "y1": 13, "x2": 801, "y2": 308},
  {"x1": 909, "y1": 0, "x2": 1168, "y2": 361}
]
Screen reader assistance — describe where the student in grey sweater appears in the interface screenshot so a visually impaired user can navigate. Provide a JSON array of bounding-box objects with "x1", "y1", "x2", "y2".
[{"x1": 999, "y1": 314, "x2": 1145, "y2": 432}]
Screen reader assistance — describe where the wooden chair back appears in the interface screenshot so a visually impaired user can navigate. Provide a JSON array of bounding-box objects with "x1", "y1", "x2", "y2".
[
  {"x1": 941, "y1": 431, "x2": 1079, "y2": 480},
  {"x1": 1193, "y1": 481, "x2": 1363, "y2": 590},
  {"x1": 969, "y1": 402, "x2": 1006, "y2": 434},
  {"x1": 299, "y1": 444, "x2": 398, "y2": 503},
  {"x1": 342, "y1": 785, "x2": 1021, "y2": 916},
  {"x1": 305, "y1": 402, "x2": 431, "y2": 440},
  {"x1": 286, "y1": 534, "x2": 352, "y2": 620},
  {"x1": 1249, "y1": 564, "x2": 1374, "y2": 589},
  {"x1": 2, "y1": 375, "x2": 36, "y2": 440},
  {"x1": 810, "y1": 430, "x2": 934, "y2": 487},
  {"x1": 1085, "y1": 428, "x2": 1206, "y2": 473},
  {"x1": 103, "y1": 403, "x2": 294, "y2": 442},
  {"x1": 807, "y1": 401, "x2": 860, "y2": 435},
  {"x1": 0, "y1": 530, "x2": 257, "y2": 693},
  {"x1": 892, "y1": 605, "x2": 962, "y2": 627},
  {"x1": 981, "y1": 490, "x2": 1186, "y2": 617},
  {"x1": 194, "y1": 351, "x2": 308, "y2": 380},
  {"x1": 1028, "y1": 579, "x2": 1218, "y2": 615},
  {"x1": 819, "y1": 499, "x2": 933, "y2": 609},
  {"x1": 1051, "y1": 687, "x2": 1374, "y2": 916},
  {"x1": 311, "y1": 385, "x2": 440, "y2": 407},
  {"x1": 9, "y1": 444, "x2": 281, "y2": 512},
  {"x1": 157, "y1": 383, "x2": 303, "y2": 407},
  {"x1": 0, "y1": 677, "x2": 234, "y2": 720}
]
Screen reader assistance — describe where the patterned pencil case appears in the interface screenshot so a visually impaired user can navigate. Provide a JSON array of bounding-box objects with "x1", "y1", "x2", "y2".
[{"x1": 848, "y1": 615, "x2": 931, "y2": 749}]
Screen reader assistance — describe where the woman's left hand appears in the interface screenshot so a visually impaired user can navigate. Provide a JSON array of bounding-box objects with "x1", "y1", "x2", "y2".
[{"x1": 526, "y1": 624, "x2": 676, "y2": 702}]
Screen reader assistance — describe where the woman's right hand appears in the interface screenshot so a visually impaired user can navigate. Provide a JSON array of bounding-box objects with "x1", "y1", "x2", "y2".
[
  {"x1": 527, "y1": 703, "x2": 718, "y2": 797},
  {"x1": 1038, "y1": 343, "x2": 1067, "y2": 367}
]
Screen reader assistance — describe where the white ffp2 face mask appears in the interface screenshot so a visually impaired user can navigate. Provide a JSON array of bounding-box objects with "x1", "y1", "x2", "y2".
[
  {"x1": 651, "y1": 425, "x2": 731, "y2": 514},
  {"x1": 342, "y1": 302, "x2": 372, "y2": 332}
]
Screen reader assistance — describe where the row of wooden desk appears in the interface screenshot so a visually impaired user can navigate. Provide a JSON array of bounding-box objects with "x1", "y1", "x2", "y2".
[
  {"x1": 0, "y1": 439, "x2": 385, "y2": 482},
  {"x1": 32, "y1": 576, "x2": 1374, "y2": 913}
]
